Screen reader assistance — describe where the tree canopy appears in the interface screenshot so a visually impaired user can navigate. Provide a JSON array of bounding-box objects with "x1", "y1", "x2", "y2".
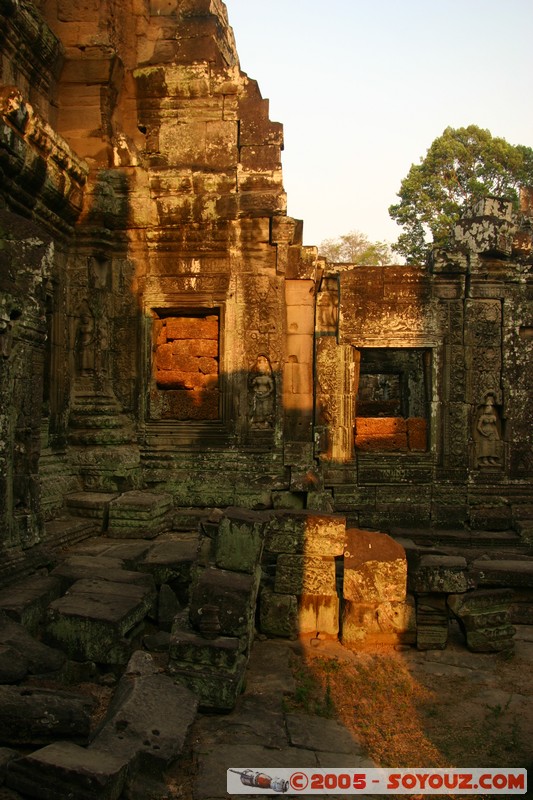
[
  {"x1": 319, "y1": 230, "x2": 392, "y2": 266},
  {"x1": 388, "y1": 125, "x2": 533, "y2": 264}
]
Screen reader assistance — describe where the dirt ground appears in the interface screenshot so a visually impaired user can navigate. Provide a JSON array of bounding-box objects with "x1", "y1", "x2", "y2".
[{"x1": 290, "y1": 623, "x2": 533, "y2": 799}]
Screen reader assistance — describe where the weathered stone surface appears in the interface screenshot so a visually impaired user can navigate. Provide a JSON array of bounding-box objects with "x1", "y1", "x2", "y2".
[
  {"x1": 157, "y1": 583, "x2": 179, "y2": 631},
  {"x1": 274, "y1": 555, "x2": 337, "y2": 596},
  {"x1": 265, "y1": 511, "x2": 346, "y2": 556},
  {"x1": 0, "y1": 686, "x2": 93, "y2": 746},
  {"x1": 343, "y1": 529, "x2": 407, "y2": 603},
  {"x1": 107, "y1": 492, "x2": 173, "y2": 539},
  {"x1": 416, "y1": 594, "x2": 449, "y2": 650},
  {"x1": 0, "y1": 576, "x2": 62, "y2": 633},
  {"x1": 470, "y1": 559, "x2": 533, "y2": 588},
  {"x1": 137, "y1": 538, "x2": 198, "y2": 585},
  {"x1": 6, "y1": 742, "x2": 127, "y2": 800},
  {"x1": 410, "y1": 554, "x2": 469, "y2": 593},
  {"x1": 172, "y1": 654, "x2": 248, "y2": 712},
  {"x1": 46, "y1": 579, "x2": 156, "y2": 664},
  {"x1": 342, "y1": 597, "x2": 416, "y2": 646},
  {"x1": 214, "y1": 508, "x2": 267, "y2": 573},
  {"x1": 298, "y1": 594, "x2": 340, "y2": 637},
  {"x1": 447, "y1": 589, "x2": 515, "y2": 652},
  {"x1": 0, "y1": 615, "x2": 65, "y2": 675},
  {"x1": 286, "y1": 713, "x2": 360, "y2": 754},
  {"x1": 0, "y1": 645, "x2": 28, "y2": 683},
  {"x1": 189, "y1": 567, "x2": 261, "y2": 638},
  {"x1": 259, "y1": 589, "x2": 298, "y2": 638},
  {"x1": 51, "y1": 557, "x2": 154, "y2": 593},
  {"x1": 91, "y1": 653, "x2": 197, "y2": 771},
  {"x1": 169, "y1": 627, "x2": 241, "y2": 670}
]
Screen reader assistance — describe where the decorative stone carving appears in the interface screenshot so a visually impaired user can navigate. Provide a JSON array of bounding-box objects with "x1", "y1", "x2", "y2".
[
  {"x1": 474, "y1": 393, "x2": 502, "y2": 468},
  {"x1": 249, "y1": 354, "x2": 275, "y2": 429},
  {"x1": 75, "y1": 302, "x2": 95, "y2": 377},
  {"x1": 316, "y1": 277, "x2": 339, "y2": 334}
]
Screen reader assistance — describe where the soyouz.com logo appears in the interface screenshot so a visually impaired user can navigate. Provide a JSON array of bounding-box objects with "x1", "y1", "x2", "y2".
[{"x1": 227, "y1": 767, "x2": 527, "y2": 794}]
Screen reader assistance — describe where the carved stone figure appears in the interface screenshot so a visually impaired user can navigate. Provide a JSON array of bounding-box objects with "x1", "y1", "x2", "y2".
[
  {"x1": 316, "y1": 277, "x2": 339, "y2": 333},
  {"x1": 75, "y1": 302, "x2": 95, "y2": 376},
  {"x1": 475, "y1": 394, "x2": 501, "y2": 467},
  {"x1": 249, "y1": 354, "x2": 275, "y2": 428}
]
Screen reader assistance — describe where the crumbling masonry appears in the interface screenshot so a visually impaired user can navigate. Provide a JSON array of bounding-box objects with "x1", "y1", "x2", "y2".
[{"x1": 1, "y1": 0, "x2": 533, "y2": 655}]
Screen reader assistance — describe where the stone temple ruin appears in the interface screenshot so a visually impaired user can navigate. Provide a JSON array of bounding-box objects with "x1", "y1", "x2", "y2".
[{"x1": 0, "y1": 0, "x2": 533, "y2": 794}]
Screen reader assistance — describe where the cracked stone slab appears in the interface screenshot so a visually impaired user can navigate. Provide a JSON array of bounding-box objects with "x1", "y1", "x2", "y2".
[
  {"x1": 286, "y1": 713, "x2": 363, "y2": 755},
  {"x1": 51, "y1": 557, "x2": 155, "y2": 593},
  {"x1": 0, "y1": 615, "x2": 65, "y2": 675},
  {"x1": 91, "y1": 653, "x2": 197, "y2": 773},
  {"x1": 5, "y1": 741, "x2": 127, "y2": 800}
]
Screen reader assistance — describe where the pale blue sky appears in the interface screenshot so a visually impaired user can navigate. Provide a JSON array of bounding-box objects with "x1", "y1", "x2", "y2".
[{"x1": 225, "y1": 0, "x2": 533, "y2": 249}]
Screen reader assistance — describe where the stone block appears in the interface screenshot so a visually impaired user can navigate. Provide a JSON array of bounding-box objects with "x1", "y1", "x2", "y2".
[
  {"x1": 343, "y1": 529, "x2": 407, "y2": 603},
  {"x1": 107, "y1": 491, "x2": 173, "y2": 539},
  {"x1": 189, "y1": 567, "x2": 261, "y2": 637},
  {"x1": 90, "y1": 657, "x2": 197, "y2": 771},
  {"x1": 0, "y1": 616, "x2": 65, "y2": 676},
  {"x1": 470, "y1": 559, "x2": 533, "y2": 588},
  {"x1": 265, "y1": 511, "x2": 346, "y2": 556},
  {"x1": 341, "y1": 597, "x2": 415, "y2": 646},
  {"x1": 416, "y1": 594, "x2": 449, "y2": 650},
  {"x1": 0, "y1": 686, "x2": 93, "y2": 746},
  {"x1": 6, "y1": 741, "x2": 127, "y2": 800},
  {"x1": 172, "y1": 655, "x2": 247, "y2": 711},
  {"x1": 447, "y1": 589, "x2": 515, "y2": 652},
  {"x1": 259, "y1": 589, "x2": 298, "y2": 638},
  {"x1": 51, "y1": 557, "x2": 156, "y2": 594},
  {"x1": 298, "y1": 594, "x2": 339, "y2": 637},
  {"x1": 274, "y1": 555, "x2": 337, "y2": 596},
  {"x1": 0, "y1": 575, "x2": 62, "y2": 633},
  {"x1": 410, "y1": 554, "x2": 469, "y2": 593},
  {"x1": 354, "y1": 418, "x2": 407, "y2": 435},
  {"x1": 169, "y1": 627, "x2": 241, "y2": 670},
  {"x1": 214, "y1": 508, "x2": 267, "y2": 573},
  {"x1": 137, "y1": 537, "x2": 198, "y2": 585},
  {"x1": 46, "y1": 579, "x2": 156, "y2": 664}
]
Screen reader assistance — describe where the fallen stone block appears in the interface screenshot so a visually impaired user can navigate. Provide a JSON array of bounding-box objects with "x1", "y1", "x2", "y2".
[
  {"x1": 0, "y1": 576, "x2": 62, "y2": 634},
  {"x1": 0, "y1": 615, "x2": 65, "y2": 675},
  {"x1": 137, "y1": 536, "x2": 198, "y2": 586},
  {"x1": 264, "y1": 511, "x2": 346, "y2": 556},
  {"x1": 447, "y1": 589, "x2": 515, "y2": 652},
  {"x1": 0, "y1": 644, "x2": 28, "y2": 683},
  {"x1": 46, "y1": 579, "x2": 156, "y2": 664},
  {"x1": 0, "y1": 686, "x2": 93, "y2": 746},
  {"x1": 189, "y1": 566, "x2": 260, "y2": 638},
  {"x1": 6, "y1": 741, "x2": 127, "y2": 800},
  {"x1": 171, "y1": 654, "x2": 247, "y2": 712},
  {"x1": 90, "y1": 652, "x2": 197, "y2": 774},
  {"x1": 410, "y1": 554, "x2": 469, "y2": 593},
  {"x1": 343, "y1": 529, "x2": 407, "y2": 603},
  {"x1": 65, "y1": 492, "x2": 120, "y2": 527},
  {"x1": 51, "y1": 556, "x2": 155, "y2": 594}
]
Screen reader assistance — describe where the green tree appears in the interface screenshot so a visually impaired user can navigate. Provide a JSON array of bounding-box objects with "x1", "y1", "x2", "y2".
[
  {"x1": 389, "y1": 125, "x2": 533, "y2": 264},
  {"x1": 319, "y1": 230, "x2": 392, "y2": 265}
]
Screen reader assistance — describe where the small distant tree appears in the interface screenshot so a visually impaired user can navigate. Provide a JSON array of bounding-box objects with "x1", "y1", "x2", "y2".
[
  {"x1": 319, "y1": 230, "x2": 392, "y2": 265},
  {"x1": 389, "y1": 125, "x2": 533, "y2": 264}
]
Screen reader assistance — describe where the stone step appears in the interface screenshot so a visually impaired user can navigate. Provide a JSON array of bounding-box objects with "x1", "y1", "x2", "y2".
[
  {"x1": 107, "y1": 491, "x2": 173, "y2": 539},
  {"x1": 44, "y1": 516, "x2": 100, "y2": 550},
  {"x1": 392, "y1": 527, "x2": 528, "y2": 551},
  {"x1": 45, "y1": 578, "x2": 156, "y2": 665},
  {"x1": 64, "y1": 492, "x2": 120, "y2": 525}
]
